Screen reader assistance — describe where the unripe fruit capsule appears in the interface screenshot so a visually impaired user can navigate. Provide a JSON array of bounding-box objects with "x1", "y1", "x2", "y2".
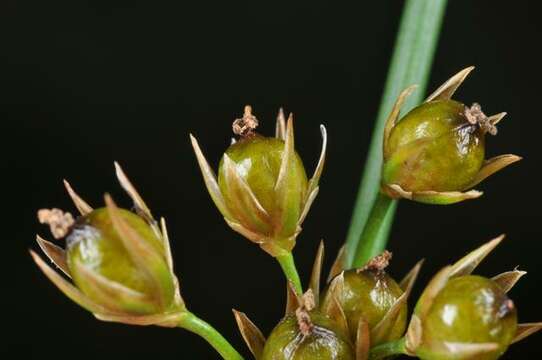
[
  {"x1": 322, "y1": 255, "x2": 407, "y2": 344},
  {"x1": 419, "y1": 275, "x2": 517, "y2": 360},
  {"x1": 261, "y1": 311, "x2": 355, "y2": 360},
  {"x1": 218, "y1": 134, "x2": 308, "y2": 237},
  {"x1": 66, "y1": 207, "x2": 176, "y2": 315},
  {"x1": 383, "y1": 100, "x2": 485, "y2": 193}
]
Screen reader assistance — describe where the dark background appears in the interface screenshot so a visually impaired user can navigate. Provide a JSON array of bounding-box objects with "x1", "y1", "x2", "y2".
[{"x1": 2, "y1": 0, "x2": 541, "y2": 358}]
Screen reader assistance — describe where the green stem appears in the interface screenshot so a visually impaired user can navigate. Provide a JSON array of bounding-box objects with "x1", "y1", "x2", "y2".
[
  {"x1": 276, "y1": 252, "x2": 303, "y2": 294},
  {"x1": 178, "y1": 312, "x2": 244, "y2": 360},
  {"x1": 344, "y1": 0, "x2": 448, "y2": 268},
  {"x1": 352, "y1": 192, "x2": 396, "y2": 268},
  {"x1": 369, "y1": 338, "x2": 408, "y2": 360}
]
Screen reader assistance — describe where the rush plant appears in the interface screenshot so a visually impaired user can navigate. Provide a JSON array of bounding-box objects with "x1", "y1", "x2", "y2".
[{"x1": 30, "y1": 1, "x2": 540, "y2": 359}]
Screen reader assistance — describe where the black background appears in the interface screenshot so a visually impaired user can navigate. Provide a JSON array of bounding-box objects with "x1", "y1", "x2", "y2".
[{"x1": 3, "y1": 0, "x2": 542, "y2": 359}]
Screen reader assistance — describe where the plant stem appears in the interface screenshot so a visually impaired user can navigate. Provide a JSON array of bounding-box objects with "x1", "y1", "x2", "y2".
[
  {"x1": 276, "y1": 252, "x2": 303, "y2": 294},
  {"x1": 369, "y1": 338, "x2": 408, "y2": 360},
  {"x1": 178, "y1": 312, "x2": 244, "y2": 360},
  {"x1": 344, "y1": 0, "x2": 448, "y2": 268},
  {"x1": 352, "y1": 192, "x2": 396, "y2": 267}
]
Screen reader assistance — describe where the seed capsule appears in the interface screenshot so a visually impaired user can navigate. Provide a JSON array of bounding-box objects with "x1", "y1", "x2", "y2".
[
  {"x1": 191, "y1": 106, "x2": 327, "y2": 256},
  {"x1": 381, "y1": 67, "x2": 520, "y2": 205},
  {"x1": 31, "y1": 164, "x2": 185, "y2": 327},
  {"x1": 383, "y1": 100, "x2": 486, "y2": 193},
  {"x1": 418, "y1": 275, "x2": 517, "y2": 360},
  {"x1": 261, "y1": 292, "x2": 355, "y2": 360},
  {"x1": 217, "y1": 133, "x2": 308, "y2": 251},
  {"x1": 404, "y1": 237, "x2": 542, "y2": 360},
  {"x1": 66, "y1": 207, "x2": 176, "y2": 315},
  {"x1": 322, "y1": 251, "x2": 408, "y2": 345}
]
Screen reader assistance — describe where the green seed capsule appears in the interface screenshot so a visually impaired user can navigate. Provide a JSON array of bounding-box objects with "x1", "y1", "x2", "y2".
[
  {"x1": 380, "y1": 68, "x2": 520, "y2": 205},
  {"x1": 261, "y1": 311, "x2": 355, "y2": 360},
  {"x1": 418, "y1": 275, "x2": 517, "y2": 360},
  {"x1": 218, "y1": 134, "x2": 308, "y2": 239},
  {"x1": 192, "y1": 106, "x2": 327, "y2": 256},
  {"x1": 66, "y1": 207, "x2": 176, "y2": 315},
  {"x1": 383, "y1": 100, "x2": 485, "y2": 193},
  {"x1": 322, "y1": 255, "x2": 407, "y2": 344}
]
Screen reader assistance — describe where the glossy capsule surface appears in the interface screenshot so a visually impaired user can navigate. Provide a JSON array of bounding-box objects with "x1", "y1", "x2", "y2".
[
  {"x1": 66, "y1": 208, "x2": 174, "y2": 314},
  {"x1": 419, "y1": 275, "x2": 517, "y2": 360},
  {"x1": 261, "y1": 311, "x2": 355, "y2": 360},
  {"x1": 322, "y1": 269, "x2": 406, "y2": 344},
  {"x1": 383, "y1": 100, "x2": 485, "y2": 192},
  {"x1": 218, "y1": 135, "x2": 308, "y2": 235}
]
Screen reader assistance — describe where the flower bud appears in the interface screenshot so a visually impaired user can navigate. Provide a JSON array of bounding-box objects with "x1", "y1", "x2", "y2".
[
  {"x1": 261, "y1": 291, "x2": 355, "y2": 360},
  {"x1": 417, "y1": 275, "x2": 517, "y2": 360},
  {"x1": 191, "y1": 106, "x2": 327, "y2": 256},
  {"x1": 381, "y1": 67, "x2": 520, "y2": 204},
  {"x1": 31, "y1": 164, "x2": 184, "y2": 327},
  {"x1": 322, "y1": 251, "x2": 417, "y2": 346}
]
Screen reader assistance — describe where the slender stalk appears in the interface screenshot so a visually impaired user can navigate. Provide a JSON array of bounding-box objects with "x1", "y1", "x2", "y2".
[
  {"x1": 276, "y1": 252, "x2": 303, "y2": 294},
  {"x1": 178, "y1": 312, "x2": 244, "y2": 360},
  {"x1": 369, "y1": 338, "x2": 408, "y2": 360},
  {"x1": 344, "y1": 0, "x2": 448, "y2": 268},
  {"x1": 352, "y1": 192, "x2": 396, "y2": 267}
]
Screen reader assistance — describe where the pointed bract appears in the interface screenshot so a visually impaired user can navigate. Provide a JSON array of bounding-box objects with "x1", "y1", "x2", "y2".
[
  {"x1": 512, "y1": 323, "x2": 542, "y2": 344},
  {"x1": 328, "y1": 245, "x2": 346, "y2": 283},
  {"x1": 425, "y1": 66, "x2": 475, "y2": 102},
  {"x1": 383, "y1": 85, "x2": 417, "y2": 158},
  {"x1": 189, "y1": 134, "x2": 233, "y2": 220},
  {"x1": 399, "y1": 259, "x2": 424, "y2": 293},
  {"x1": 466, "y1": 155, "x2": 522, "y2": 189},
  {"x1": 114, "y1": 162, "x2": 153, "y2": 222},
  {"x1": 105, "y1": 194, "x2": 174, "y2": 311},
  {"x1": 36, "y1": 235, "x2": 70, "y2": 278},
  {"x1": 94, "y1": 312, "x2": 183, "y2": 327},
  {"x1": 411, "y1": 189, "x2": 482, "y2": 205},
  {"x1": 415, "y1": 266, "x2": 452, "y2": 319},
  {"x1": 72, "y1": 260, "x2": 152, "y2": 313},
  {"x1": 275, "y1": 108, "x2": 287, "y2": 141},
  {"x1": 434, "y1": 341, "x2": 499, "y2": 358},
  {"x1": 355, "y1": 318, "x2": 370, "y2": 360},
  {"x1": 233, "y1": 309, "x2": 266, "y2": 359},
  {"x1": 321, "y1": 295, "x2": 350, "y2": 337},
  {"x1": 492, "y1": 269, "x2": 527, "y2": 293},
  {"x1": 307, "y1": 124, "x2": 328, "y2": 196},
  {"x1": 449, "y1": 235, "x2": 505, "y2": 278},
  {"x1": 63, "y1": 180, "x2": 93, "y2": 215},
  {"x1": 488, "y1": 112, "x2": 507, "y2": 126},
  {"x1": 274, "y1": 115, "x2": 302, "y2": 238},
  {"x1": 160, "y1": 217, "x2": 174, "y2": 272},
  {"x1": 222, "y1": 154, "x2": 271, "y2": 232},
  {"x1": 326, "y1": 271, "x2": 345, "y2": 302},
  {"x1": 371, "y1": 292, "x2": 409, "y2": 345},
  {"x1": 30, "y1": 250, "x2": 111, "y2": 315},
  {"x1": 309, "y1": 241, "x2": 325, "y2": 305},
  {"x1": 405, "y1": 315, "x2": 423, "y2": 355},
  {"x1": 224, "y1": 218, "x2": 265, "y2": 245},
  {"x1": 384, "y1": 184, "x2": 483, "y2": 205},
  {"x1": 297, "y1": 187, "x2": 319, "y2": 229}
]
